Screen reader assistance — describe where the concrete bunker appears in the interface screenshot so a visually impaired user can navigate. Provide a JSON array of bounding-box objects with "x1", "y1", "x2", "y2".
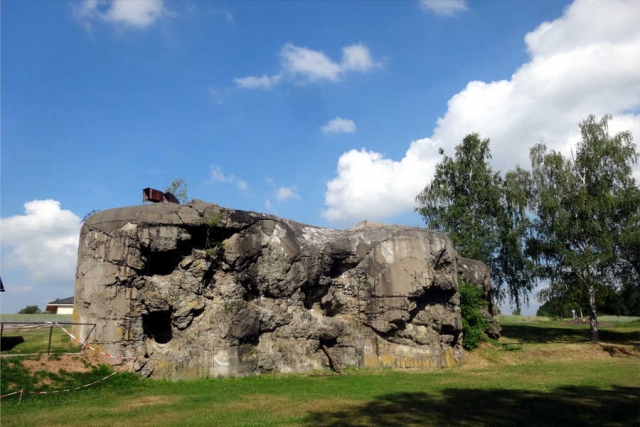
[{"x1": 73, "y1": 200, "x2": 498, "y2": 380}]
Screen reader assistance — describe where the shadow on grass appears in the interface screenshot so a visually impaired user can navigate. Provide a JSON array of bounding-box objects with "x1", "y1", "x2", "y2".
[
  {"x1": 1, "y1": 336, "x2": 25, "y2": 351},
  {"x1": 304, "y1": 385, "x2": 639, "y2": 427},
  {"x1": 501, "y1": 324, "x2": 639, "y2": 345}
]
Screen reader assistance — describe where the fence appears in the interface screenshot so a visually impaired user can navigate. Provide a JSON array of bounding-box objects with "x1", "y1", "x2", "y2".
[
  {"x1": 0, "y1": 321, "x2": 96, "y2": 356},
  {"x1": 0, "y1": 321, "x2": 136, "y2": 403}
]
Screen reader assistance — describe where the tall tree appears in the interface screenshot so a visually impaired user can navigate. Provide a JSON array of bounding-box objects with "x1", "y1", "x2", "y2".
[
  {"x1": 529, "y1": 115, "x2": 638, "y2": 342},
  {"x1": 416, "y1": 134, "x2": 502, "y2": 263},
  {"x1": 495, "y1": 166, "x2": 537, "y2": 310},
  {"x1": 617, "y1": 182, "x2": 640, "y2": 288},
  {"x1": 415, "y1": 134, "x2": 535, "y2": 311},
  {"x1": 166, "y1": 178, "x2": 189, "y2": 204}
]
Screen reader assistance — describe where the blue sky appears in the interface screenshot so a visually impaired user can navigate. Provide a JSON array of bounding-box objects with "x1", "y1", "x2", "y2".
[{"x1": 2, "y1": 0, "x2": 639, "y2": 315}]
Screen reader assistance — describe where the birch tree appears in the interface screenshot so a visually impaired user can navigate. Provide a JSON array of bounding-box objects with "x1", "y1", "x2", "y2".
[
  {"x1": 415, "y1": 134, "x2": 536, "y2": 311},
  {"x1": 529, "y1": 115, "x2": 638, "y2": 342}
]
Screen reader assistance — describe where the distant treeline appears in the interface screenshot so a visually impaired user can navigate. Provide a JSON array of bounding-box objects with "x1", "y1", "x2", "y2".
[{"x1": 537, "y1": 284, "x2": 639, "y2": 318}]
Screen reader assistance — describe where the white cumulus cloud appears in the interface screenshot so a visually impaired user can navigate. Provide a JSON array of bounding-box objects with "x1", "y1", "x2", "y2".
[
  {"x1": 275, "y1": 187, "x2": 300, "y2": 202},
  {"x1": 75, "y1": 0, "x2": 166, "y2": 30},
  {"x1": 281, "y1": 42, "x2": 375, "y2": 82},
  {"x1": 281, "y1": 43, "x2": 344, "y2": 82},
  {"x1": 208, "y1": 165, "x2": 249, "y2": 190},
  {"x1": 0, "y1": 200, "x2": 82, "y2": 282},
  {"x1": 323, "y1": 139, "x2": 440, "y2": 223},
  {"x1": 235, "y1": 43, "x2": 377, "y2": 88},
  {"x1": 341, "y1": 44, "x2": 375, "y2": 72},
  {"x1": 321, "y1": 117, "x2": 357, "y2": 134},
  {"x1": 419, "y1": 0, "x2": 468, "y2": 17},
  {"x1": 234, "y1": 75, "x2": 282, "y2": 90},
  {"x1": 324, "y1": 0, "x2": 640, "y2": 225}
]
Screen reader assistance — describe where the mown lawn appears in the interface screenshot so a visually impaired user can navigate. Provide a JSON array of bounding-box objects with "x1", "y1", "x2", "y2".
[
  {"x1": 1, "y1": 316, "x2": 638, "y2": 427},
  {"x1": 498, "y1": 315, "x2": 640, "y2": 345}
]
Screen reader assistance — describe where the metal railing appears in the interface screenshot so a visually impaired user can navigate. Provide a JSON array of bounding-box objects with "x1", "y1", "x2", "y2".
[{"x1": 0, "y1": 322, "x2": 96, "y2": 355}]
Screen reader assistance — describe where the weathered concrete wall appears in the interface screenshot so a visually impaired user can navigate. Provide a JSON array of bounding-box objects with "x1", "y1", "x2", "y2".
[{"x1": 73, "y1": 201, "x2": 495, "y2": 380}]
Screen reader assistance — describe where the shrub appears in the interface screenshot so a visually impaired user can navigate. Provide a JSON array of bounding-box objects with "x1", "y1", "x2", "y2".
[
  {"x1": 18, "y1": 305, "x2": 41, "y2": 314},
  {"x1": 205, "y1": 211, "x2": 226, "y2": 259},
  {"x1": 459, "y1": 280, "x2": 489, "y2": 350}
]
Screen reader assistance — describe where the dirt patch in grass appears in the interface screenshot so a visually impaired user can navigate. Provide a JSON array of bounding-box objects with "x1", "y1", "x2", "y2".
[
  {"x1": 118, "y1": 395, "x2": 181, "y2": 411},
  {"x1": 461, "y1": 341, "x2": 640, "y2": 370},
  {"x1": 220, "y1": 393, "x2": 359, "y2": 418},
  {"x1": 600, "y1": 344, "x2": 640, "y2": 357},
  {"x1": 459, "y1": 342, "x2": 494, "y2": 369},
  {"x1": 9, "y1": 403, "x2": 185, "y2": 427},
  {"x1": 564, "y1": 318, "x2": 589, "y2": 325},
  {"x1": 21, "y1": 352, "x2": 110, "y2": 376},
  {"x1": 526, "y1": 343, "x2": 640, "y2": 361},
  {"x1": 564, "y1": 319, "x2": 620, "y2": 328}
]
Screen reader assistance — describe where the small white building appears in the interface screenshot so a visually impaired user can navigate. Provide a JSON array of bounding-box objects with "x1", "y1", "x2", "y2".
[{"x1": 45, "y1": 297, "x2": 74, "y2": 315}]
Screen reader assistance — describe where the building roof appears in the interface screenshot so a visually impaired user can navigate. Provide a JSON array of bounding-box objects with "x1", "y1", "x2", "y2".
[{"x1": 47, "y1": 296, "x2": 74, "y2": 305}]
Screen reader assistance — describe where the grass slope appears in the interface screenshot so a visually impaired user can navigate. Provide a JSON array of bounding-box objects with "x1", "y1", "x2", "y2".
[{"x1": 1, "y1": 316, "x2": 638, "y2": 427}]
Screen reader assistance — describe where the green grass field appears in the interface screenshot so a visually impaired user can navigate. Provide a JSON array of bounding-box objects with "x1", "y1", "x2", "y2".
[
  {"x1": 0, "y1": 315, "x2": 74, "y2": 323},
  {"x1": 1, "y1": 316, "x2": 638, "y2": 427},
  {"x1": 498, "y1": 315, "x2": 640, "y2": 345}
]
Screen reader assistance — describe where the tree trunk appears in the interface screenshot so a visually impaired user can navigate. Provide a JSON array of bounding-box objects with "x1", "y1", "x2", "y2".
[{"x1": 587, "y1": 282, "x2": 599, "y2": 343}]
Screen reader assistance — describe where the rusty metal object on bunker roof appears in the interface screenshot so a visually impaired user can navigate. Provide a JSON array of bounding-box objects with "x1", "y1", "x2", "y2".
[
  {"x1": 142, "y1": 188, "x2": 180, "y2": 204},
  {"x1": 163, "y1": 192, "x2": 180, "y2": 204}
]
